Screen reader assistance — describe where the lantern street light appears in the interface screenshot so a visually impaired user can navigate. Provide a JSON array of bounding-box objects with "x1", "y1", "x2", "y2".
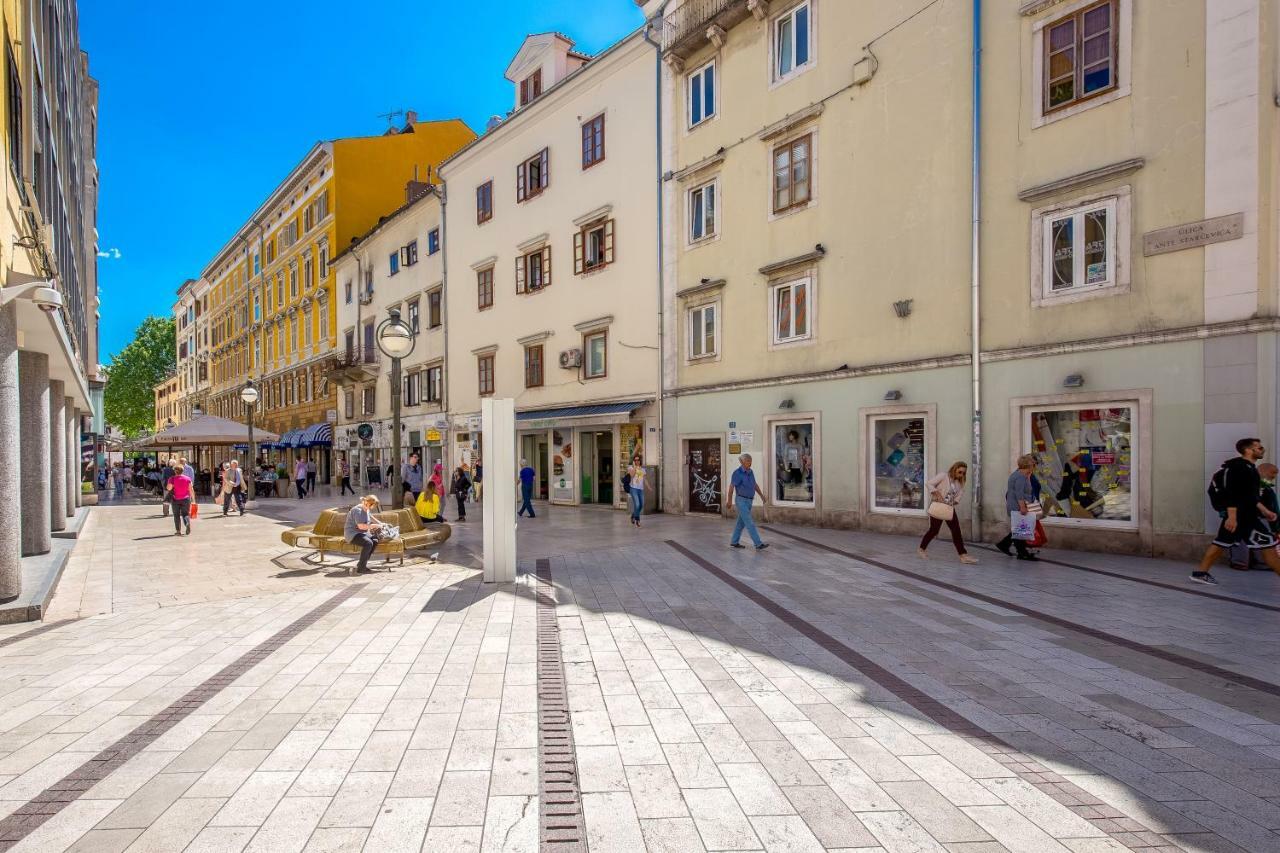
[
  {"x1": 241, "y1": 378, "x2": 260, "y2": 506},
  {"x1": 376, "y1": 307, "x2": 417, "y2": 500}
]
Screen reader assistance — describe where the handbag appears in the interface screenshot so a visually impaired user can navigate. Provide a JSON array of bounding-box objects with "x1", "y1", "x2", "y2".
[
  {"x1": 1026, "y1": 500, "x2": 1044, "y2": 516},
  {"x1": 927, "y1": 501, "x2": 954, "y2": 521},
  {"x1": 1031, "y1": 520, "x2": 1048, "y2": 548},
  {"x1": 189, "y1": 501, "x2": 199, "y2": 519},
  {"x1": 1010, "y1": 511, "x2": 1035, "y2": 540}
]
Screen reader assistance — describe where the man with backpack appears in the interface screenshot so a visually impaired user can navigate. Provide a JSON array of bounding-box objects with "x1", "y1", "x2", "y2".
[{"x1": 1196, "y1": 437, "x2": 1280, "y2": 584}]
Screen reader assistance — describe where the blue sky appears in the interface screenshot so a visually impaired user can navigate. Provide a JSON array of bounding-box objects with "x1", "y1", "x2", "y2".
[{"x1": 82, "y1": 0, "x2": 646, "y2": 363}]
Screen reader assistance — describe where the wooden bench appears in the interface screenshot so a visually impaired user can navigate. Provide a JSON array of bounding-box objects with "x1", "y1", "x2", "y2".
[{"x1": 281, "y1": 506, "x2": 452, "y2": 571}]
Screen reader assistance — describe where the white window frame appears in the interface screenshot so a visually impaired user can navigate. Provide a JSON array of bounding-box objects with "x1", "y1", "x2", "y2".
[
  {"x1": 583, "y1": 330, "x2": 607, "y2": 379},
  {"x1": 861, "y1": 406, "x2": 936, "y2": 518},
  {"x1": 688, "y1": 301, "x2": 719, "y2": 361},
  {"x1": 1030, "y1": 186, "x2": 1130, "y2": 307},
  {"x1": 765, "y1": 412, "x2": 820, "y2": 509},
  {"x1": 768, "y1": 274, "x2": 815, "y2": 348},
  {"x1": 686, "y1": 58, "x2": 717, "y2": 129},
  {"x1": 1031, "y1": 0, "x2": 1131, "y2": 129},
  {"x1": 770, "y1": 0, "x2": 816, "y2": 88},
  {"x1": 688, "y1": 178, "x2": 719, "y2": 246}
]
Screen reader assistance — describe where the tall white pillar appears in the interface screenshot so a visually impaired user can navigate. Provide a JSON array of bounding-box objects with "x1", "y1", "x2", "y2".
[
  {"x1": 482, "y1": 397, "x2": 516, "y2": 584},
  {"x1": 18, "y1": 351, "x2": 51, "y2": 556},
  {"x1": 0, "y1": 303, "x2": 19, "y2": 598},
  {"x1": 67, "y1": 404, "x2": 78, "y2": 515},
  {"x1": 49, "y1": 381, "x2": 66, "y2": 532}
]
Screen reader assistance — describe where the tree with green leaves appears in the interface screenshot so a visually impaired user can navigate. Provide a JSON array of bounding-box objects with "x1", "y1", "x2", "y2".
[{"x1": 104, "y1": 316, "x2": 176, "y2": 438}]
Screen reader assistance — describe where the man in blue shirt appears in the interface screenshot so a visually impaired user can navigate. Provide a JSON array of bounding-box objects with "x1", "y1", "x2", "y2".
[
  {"x1": 518, "y1": 459, "x2": 537, "y2": 518},
  {"x1": 729, "y1": 454, "x2": 769, "y2": 550}
]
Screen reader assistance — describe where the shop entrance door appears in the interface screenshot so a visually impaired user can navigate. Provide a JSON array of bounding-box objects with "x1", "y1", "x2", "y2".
[
  {"x1": 520, "y1": 434, "x2": 550, "y2": 500},
  {"x1": 687, "y1": 438, "x2": 722, "y2": 514},
  {"x1": 577, "y1": 431, "x2": 615, "y2": 505}
]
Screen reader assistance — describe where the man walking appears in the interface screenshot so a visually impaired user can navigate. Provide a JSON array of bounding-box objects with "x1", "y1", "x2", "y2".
[
  {"x1": 339, "y1": 457, "x2": 354, "y2": 496},
  {"x1": 517, "y1": 459, "x2": 536, "y2": 518},
  {"x1": 306, "y1": 458, "x2": 317, "y2": 495},
  {"x1": 222, "y1": 461, "x2": 246, "y2": 516},
  {"x1": 401, "y1": 452, "x2": 424, "y2": 504},
  {"x1": 729, "y1": 454, "x2": 769, "y2": 550},
  {"x1": 295, "y1": 456, "x2": 308, "y2": 499},
  {"x1": 995, "y1": 455, "x2": 1039, "y2": 561},
  {"x1": 1195, "y1": 437, "x2": 1280, "y2": 584}
]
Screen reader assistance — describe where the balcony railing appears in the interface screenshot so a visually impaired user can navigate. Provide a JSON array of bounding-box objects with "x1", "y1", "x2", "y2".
[
  {"x1": 325, "y1": 348, "x2": 381, "y2": 384},
  {"x1": 661, "y1": 0, "x2": 753, "y2": 57}
]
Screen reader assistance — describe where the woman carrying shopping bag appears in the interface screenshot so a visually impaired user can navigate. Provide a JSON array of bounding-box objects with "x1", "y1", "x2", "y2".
[
  {"x1": 996, "y1": 455, "x2": 1040, "y2": 561},
  {"x1": 918, "y1": 462, "x2": 978, "y2": 563}
]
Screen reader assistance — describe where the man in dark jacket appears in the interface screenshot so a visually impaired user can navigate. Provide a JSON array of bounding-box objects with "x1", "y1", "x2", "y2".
[{"x1": 1194, "y1": 438, "x2": 1280, "y2": 585}]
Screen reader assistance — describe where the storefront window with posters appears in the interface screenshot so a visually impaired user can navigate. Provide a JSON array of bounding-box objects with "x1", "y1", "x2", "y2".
[
  {"x1": 1027, "y1": 405, "x2": 1134, "y2": 528},
  {"x1": 870, "y1": 415, "x2": 928, "y2": 513},
  {"x1": 771, "y1": 420, "x2": 815, "y2": 505}
]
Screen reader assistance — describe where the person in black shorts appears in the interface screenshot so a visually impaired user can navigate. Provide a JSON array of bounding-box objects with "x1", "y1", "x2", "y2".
[{"x1": 1193, "y1": 437, "x2": 1280, "y2": 585}]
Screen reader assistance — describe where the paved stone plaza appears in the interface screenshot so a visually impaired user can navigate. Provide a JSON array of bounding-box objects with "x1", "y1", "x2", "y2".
[{"x1": 1, "y1": 496, "x2": 1279, "y2": 852}]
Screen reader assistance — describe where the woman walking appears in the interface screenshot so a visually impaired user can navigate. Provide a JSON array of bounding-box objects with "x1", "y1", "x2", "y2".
[
  {"x1": 165, "y1": 463, "x2": 194, "y2": 536},
  {"x1": 450, "y1": 466, "x2": 471, "y2": 522},
  {"x1": 996, "y1": 455, "x2": 1040, "y2": 561},
  {"x1": 338, "y1": 457, "x2": 354, "y2": 496},
  {"x1": 626, "y1": 455, "x2": 646, "y2": 527},
  {"x1": 918, "y1": 462, "x2": 978, "y2": 563}
]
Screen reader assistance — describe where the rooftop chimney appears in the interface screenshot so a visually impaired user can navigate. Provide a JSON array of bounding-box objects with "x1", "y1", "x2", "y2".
[{"x1": 405, "y1": 178, "x2": 432, "y2": 204}]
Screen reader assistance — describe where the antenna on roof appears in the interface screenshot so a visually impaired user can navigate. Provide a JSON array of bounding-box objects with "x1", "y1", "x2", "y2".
[{"x1": 378, "y1": 109, "x2": 406, "y2": 130}]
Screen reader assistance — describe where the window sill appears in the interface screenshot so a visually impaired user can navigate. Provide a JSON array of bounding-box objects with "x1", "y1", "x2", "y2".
[
  {"x1": 1032, "y1": 282, "x2": 1125, "y2": 309},
  {"x1": 1033, "y1": 85, "x2": 1129, "y2": 129},
  {"x1": 769, "y1": 61, "x2": 816, "y2": 92},
  {"x1": 687, "y1": 234, "x2": 720, "y2": 250},
  {"x1": 768, "y1": 200, "x2": 816, "y2": 223}
]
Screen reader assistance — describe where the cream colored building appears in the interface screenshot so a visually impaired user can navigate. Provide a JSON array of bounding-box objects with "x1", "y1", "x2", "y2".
[
  {"x1": 648, "y1": 0, "x2": 1280, "y2": 557},
  {"x1": 331, "y1": 183, "x2": 449, "y2": 490},
  {"x1": 440, "y1": 31, "x2": 660, "y2": 509}
]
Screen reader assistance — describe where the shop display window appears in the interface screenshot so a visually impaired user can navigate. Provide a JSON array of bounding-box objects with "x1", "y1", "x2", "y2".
[
  {"x1": 772, "y1": 421, "x2": 814, "y2": 505},
  {"x1": 1027, "y1": 405, "x2": 1133, "y2": 525},
  {"x1": 870, "y1": 415, "x2": 928, "y2": 512}
]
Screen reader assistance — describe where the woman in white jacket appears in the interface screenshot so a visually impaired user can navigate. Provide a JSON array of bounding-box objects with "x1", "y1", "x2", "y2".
[{"x1": 918, "y1": 462, "x2": 978, "y2": 563}]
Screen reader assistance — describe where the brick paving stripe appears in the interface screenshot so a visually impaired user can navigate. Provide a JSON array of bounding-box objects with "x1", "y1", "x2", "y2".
[
  {"x1": 0, "y1": 619, "x2": 77, "y2": 651},
  {"x1": 767, "y1": 526, "x2": 1280, "y2": 699},
  {"x1": 534, "y1": 558, "x2": 586, "y2": 851},
  {"x1": 0, "y1": 582, "x2": 367, "y2": 851},
  {"x1": 667, "y1": 539, "x2": 1201, "y2": 850}
]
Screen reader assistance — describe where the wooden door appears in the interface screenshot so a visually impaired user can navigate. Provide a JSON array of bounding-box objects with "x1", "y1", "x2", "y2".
[{"x1": 687, "y1": 439, "x2": 722, "y2": 514}]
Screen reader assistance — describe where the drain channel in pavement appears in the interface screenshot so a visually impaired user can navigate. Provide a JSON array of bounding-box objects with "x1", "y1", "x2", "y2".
[
  {"x1": 0, "y1": 583, "x2": 367, "y2": 851},
  {"x1": 534, "y1": 557, "x2": 586, "y2": 851},
  {"x1": 666, "y1": 539, "x2": 1171, "y2": 850}
]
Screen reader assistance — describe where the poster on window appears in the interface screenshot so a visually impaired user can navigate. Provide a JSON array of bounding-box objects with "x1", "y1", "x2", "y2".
[
  {"x1": 773, "y1": 422, "x2": 814, "y2": 503},
  {"x1": 551, "y1": 429, "x2": 574, "y2": 503},
  {"x1": 1029, "y1": 406, "x2": 1132, "y2": 522},
  {"x1": 620, "y1": 423, "x2": 642, "y2": 465},
  {"x1": 872, "y1": 417, "x2": 927, "y2": 511}
]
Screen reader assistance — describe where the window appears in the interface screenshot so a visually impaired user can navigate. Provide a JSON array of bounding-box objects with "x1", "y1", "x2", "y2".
[
  {"x1": 525, "y1": 344, "x2": 544, "y2": 388},
  {"x1": 1041, "y1": 197, "x2": 1116, "y2": 296},
  {"x1": 773, "y1": 1, "x2": 813, "y2": 82},
  {"x1": 318, "y1": 302, "x2": 328, "y2": 340},
  {"x1": 427, "y1": 228, "x2": 440, "y2": 255},
  {"x1": 344, "y1": 328, "x2": 355, "y2": 359},
  {"x1": 477, "y1": 181, "x2": 493, "y2": 224},
  {"x1": 402, "y1": 240, "x2": 419, "y2": 267},
  {"x1": 362, "y1": 385, "x2": 376, "y2": 415},
  {"x1": 520, "y1": 68, "x2": 542, "y2": 106},
  {"x1": 253, "y1": 253, "x2": 261, "y2": 275},
  {"x1": 304, "y1": 257, "x2": 314, "y2": 291},
  {"x1": 689, "y1": 180, "x2": 717, "y2": 243},
  {"x1": 689, "y1": 303, "x2": 717, "y2": 359},
  {"x1": 344, "y1": 388, "x2": 355, "y2": 419},
  {"x1": 289, "y1": 314, "x2": 298, "y2": 351},
  {"x1": 583, "y1": 331, "x2": 607, "y2": 379},
  {"x1": 517, "y1": 148, "x2": 549, "y2": 202},
  {"x1": 772, "y1": 134, "x2": 812, "y2": 214},
  {"x1": 773, "y1": 421, "x2": 815, "y2": 505},
  {"x1": 303, "y1": 306, "x2": 312, "y2": 346},
  {"x1": 477, "y1": 266, "x2": 494, "y2": 310},
  {"x1": 289, "y1": 267, "x2": 298, "y2": 299},
  {"x1": 478, "y1": 354, "x2": 495, "y2": 396},
  {"x1": 687, "y1": 60, "x2": 716, "y2": 128},
  {"x1": 516, "y1": 247, "x2": 550, "y2": 293},
  {"x1": 581, "y1": 114, "x2": 605, "y2": 169},
  {"x1": 252, "y1": 293, "x2": 261, "y2": 322},
  {"x1": 344, "y1": 280, "x2": 352, "y2": 304},
  {"x1": 389, "y1": 251, "x2": 400, "y2": 276},
  {"x1": 266, "y1": 280, "x2": 274, "y2": 310},
  {"x1": 428, "y1": 289, "x2": 442, "y2": 328},
  {"x1": 771, "y1": 277, "x2": 811, "y2": 344},
  {"x1": 574, "y1": 219, "x2": 614, "y2": 274},
  {"x1": 426, "y1": 365, "x2": 443, "y2": 404},
  {"x1": 1044, "y1": 0, "x2": 1117, "y2": 113},
  {"x1": 404, "y1": 371, "x2": 421, "y2": 407},
  {"x1": 7, "y1": 42, "x2": 21, "y2": 178},
  {"x1": 407, "y1": 299, "x2": 420, "y2": 334},
  {"x1": 319, "y1": 245, "x2": 328, "y2": 277},
  {"x1": 869, "y1": 415, "x2": 928, "y2": 513},
  {"x1": 1026, "y1": 404, "x2": 1133, "y2": 526},
  {"x1": 276, "y1": 274, "x2": 284, "y2": 308}
]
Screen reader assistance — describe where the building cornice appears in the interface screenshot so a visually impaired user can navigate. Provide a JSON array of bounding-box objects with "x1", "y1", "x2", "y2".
[{"x1": 1017, "y1": 157, "x2": 1145, "y2": 203}]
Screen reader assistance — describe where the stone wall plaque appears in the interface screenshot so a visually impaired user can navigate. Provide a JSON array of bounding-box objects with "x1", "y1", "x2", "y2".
[{"x1": 1142, "y1": 213, "x2": 1243, "y2": 257}]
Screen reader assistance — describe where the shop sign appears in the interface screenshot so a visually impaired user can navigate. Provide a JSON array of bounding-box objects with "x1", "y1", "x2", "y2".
[
  {"x1": 1142, "y1": 212, "x2": 1243, "y2": 257},
  {"x1": 325, "y1": 409, "x2": 337, "y2": 423},
  {"x1": 728, "y1": 443, "x2": 742, "y2": 455},
  {"x1": 426, "y1": 429, "x2": 442, "y2": 443}
]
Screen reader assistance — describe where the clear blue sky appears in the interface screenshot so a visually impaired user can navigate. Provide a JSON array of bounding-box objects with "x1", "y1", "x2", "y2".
[{"x1": 82, "y1": 0, "x2": 646, "y2": 364}]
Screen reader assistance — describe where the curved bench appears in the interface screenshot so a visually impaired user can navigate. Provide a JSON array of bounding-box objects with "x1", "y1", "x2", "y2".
[{"x1": 281, "y1": 506, "x2": 452, "y2": 571}]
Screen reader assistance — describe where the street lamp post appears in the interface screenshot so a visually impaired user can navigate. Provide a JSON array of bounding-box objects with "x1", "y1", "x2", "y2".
[
  {"x1": 375, "y1": 307, "x2": 416, "y2": 504},
  {"x1": 241, "y1": 378, "x2": 260, "y2": 507}
]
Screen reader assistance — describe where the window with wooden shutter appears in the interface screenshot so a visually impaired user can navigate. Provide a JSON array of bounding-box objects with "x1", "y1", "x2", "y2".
[
  {"x1": 573, "y1": 230, "x2": 585, "y2": 275},
  {"x1": 525, "y1": 344, "x2": 544, "y2": 388},
  {"x1": 477, "y1": 181, "x2": 493, "y2": 223},
  {"x1": 515, "y1": 255, "x2": 526, "y2": 294},
  {"x1": 772, "y1": 134, "x2": 812, "y2": 214},
  {"x1": 478, "y1": 355, "x2": 495, "y2": 396},
  {"x1": 478, "y1": 267, "x2": 494, "y2": 309},
  {"x1": 578, "y1": 219, "x2": 614, "y2": 274},
  {"x1": 516, "y1": 162, "x2": 526, "y2": 202},
  {"x1": 541, "y1": 246, "x2": 551, "y2": 288},
  {"x1": 538, "y1": 148, "x2": 549, "y2": 190},
  {"x1": 581, "y1": 114, "x2": 605, "y2": 169}
]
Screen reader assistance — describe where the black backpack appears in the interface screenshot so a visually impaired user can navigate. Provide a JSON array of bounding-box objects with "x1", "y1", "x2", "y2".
[
  {"x1": 621, "y1": 471, "x2": 632, "y2": 492},
  {"x1": 1207, "y1": 467, "x2": 1229, "y2": 512}
]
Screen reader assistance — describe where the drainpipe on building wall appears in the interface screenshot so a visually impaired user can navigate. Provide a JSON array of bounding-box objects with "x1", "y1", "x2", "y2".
[
  {"x1": 969, "y1": 0, "x2": 984, "y2": 542},
  {"x1": 643, "y1": 1, "x2": 669, "y2": 511},
  {"x1": 437, "y1": 184, "x2": 449, "y2": 425}
]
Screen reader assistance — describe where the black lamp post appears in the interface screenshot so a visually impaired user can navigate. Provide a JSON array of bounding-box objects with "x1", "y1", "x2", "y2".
[
  {"x1": 241, "y1": 378, "x2": 259, "y2": 505},
  {"x1": 375, "y1": 307, "x2": 416, "y2": 500}
]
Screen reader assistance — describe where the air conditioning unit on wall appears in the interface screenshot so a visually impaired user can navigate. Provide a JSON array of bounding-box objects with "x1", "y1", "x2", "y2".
[{"x1": 559, "y1": 348, "x2": 582, "y2": 369}]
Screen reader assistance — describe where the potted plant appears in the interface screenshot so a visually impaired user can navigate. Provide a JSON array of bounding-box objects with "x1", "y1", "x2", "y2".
[{"x1": 81, "y1": 481, "x2": 98, "y2": 506}]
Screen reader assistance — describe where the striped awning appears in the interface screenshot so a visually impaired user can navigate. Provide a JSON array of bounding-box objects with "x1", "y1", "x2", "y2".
[
  {"x1": 279, "y1": 429, "x2": 304, "y2": 448},
  {"x1": 299, "y1": 422, "x2": 334, "y2": 447}
]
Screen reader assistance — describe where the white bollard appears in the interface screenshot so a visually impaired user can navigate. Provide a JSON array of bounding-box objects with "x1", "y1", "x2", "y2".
[{"x1": 482, "y1": 397, "x2": 517, "y2": 583}]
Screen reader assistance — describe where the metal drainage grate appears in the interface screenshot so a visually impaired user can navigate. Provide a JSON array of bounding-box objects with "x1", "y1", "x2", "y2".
[{"x1": 535, "y1": 558, "x2": 586, "y2": 851}]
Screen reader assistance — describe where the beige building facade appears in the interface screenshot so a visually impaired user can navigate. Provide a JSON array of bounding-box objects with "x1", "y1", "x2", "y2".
[
  {"x1": 440, "y1": 31, "x2": 660, "y2": 509},
  {"x1": 647, "y1": 0, "x2": 1280, "y2": 557}
]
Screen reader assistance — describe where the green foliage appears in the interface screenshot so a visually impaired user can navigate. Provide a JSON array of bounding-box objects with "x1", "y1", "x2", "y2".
[{"x1": 103, "y1": 316, "x2": 176, "y2": 438}]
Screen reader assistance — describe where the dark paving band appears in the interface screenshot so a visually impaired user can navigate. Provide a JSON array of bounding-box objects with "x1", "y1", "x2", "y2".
[
  {"x1": 534, "y1": 558, "x2": 586, "y2": 851},
  {"x1": 767, "y1": 527, "x2": 1280, "y2": 699},
  {"x1": 0, "y1": 619, "x2": 76, "y2": 651},
  {"x1": 972, "y1": 545, "x2": 1280, "y2": 613},
  {"x1": 667, "y1": 539, "x2": 1173, "y2": 849},
  {"x1": 0, "y1": 583, "x2": 367, "y2": 851}
]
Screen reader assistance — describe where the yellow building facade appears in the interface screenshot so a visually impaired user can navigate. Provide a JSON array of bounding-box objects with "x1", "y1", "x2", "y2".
[{"x1": 181, "y1": 117, "x2": 474, "y2": 482}]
